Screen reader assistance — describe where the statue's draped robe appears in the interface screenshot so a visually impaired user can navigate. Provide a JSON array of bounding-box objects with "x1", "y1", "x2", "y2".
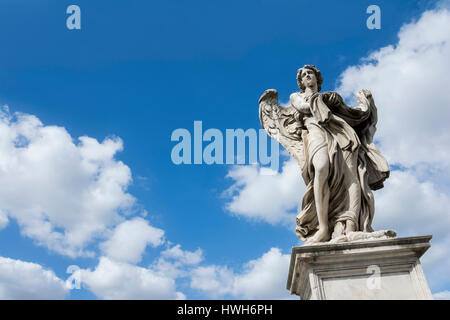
[{"x1": 296, "y1": 91, "x2": 389, "y2": 241}]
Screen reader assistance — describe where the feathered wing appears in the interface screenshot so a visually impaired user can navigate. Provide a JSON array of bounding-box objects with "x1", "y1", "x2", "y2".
[{"x1": 258, "y1": 89, "x2": 307, "y2": 176}]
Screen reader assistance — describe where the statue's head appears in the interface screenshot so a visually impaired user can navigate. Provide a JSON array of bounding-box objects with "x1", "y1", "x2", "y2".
[{"x1": 297, "y1": 65, "x2": 323, "y2": 92}]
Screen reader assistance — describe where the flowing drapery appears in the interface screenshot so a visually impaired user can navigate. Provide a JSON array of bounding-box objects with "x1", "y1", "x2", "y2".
[{"x1": 296, "y1": 91, "x2": 390, "y2": 241}]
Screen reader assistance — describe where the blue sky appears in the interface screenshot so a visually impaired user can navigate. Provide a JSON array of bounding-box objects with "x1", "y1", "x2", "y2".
[{"x1": 0, "y1": 0, "x2": 449, "y2": 299}]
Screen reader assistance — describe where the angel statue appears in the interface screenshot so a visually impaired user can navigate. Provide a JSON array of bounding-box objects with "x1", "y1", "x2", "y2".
[{"x1": 259, "y1": 65, "x2": 391, "y2": 244}]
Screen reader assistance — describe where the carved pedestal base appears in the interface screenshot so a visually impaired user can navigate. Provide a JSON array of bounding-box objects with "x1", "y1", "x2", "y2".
[{"x1": 286, "y1": 235, "x2": 433, "y2": 300}]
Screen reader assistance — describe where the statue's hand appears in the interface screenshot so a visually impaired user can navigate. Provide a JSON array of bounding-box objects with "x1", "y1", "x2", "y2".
[
  {"x1": 362, "y1": 89, "x2": 372, "y2": 98},
  {"x1": 355, "y1": 89, "x2": 372, "y2": 103}
]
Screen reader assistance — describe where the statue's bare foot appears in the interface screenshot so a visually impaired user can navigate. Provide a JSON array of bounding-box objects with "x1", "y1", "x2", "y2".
[
  {"x1": 306, "y1": 228, "x2": 330, "y2": 244},
  {"x1": 331, "y1": 221, "x2": 345, "y2": 239}
]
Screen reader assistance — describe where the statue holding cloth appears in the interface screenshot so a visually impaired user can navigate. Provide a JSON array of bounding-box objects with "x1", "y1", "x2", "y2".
[{"x1": 259, "y1": 65, "x2": 390, "y2": 244}]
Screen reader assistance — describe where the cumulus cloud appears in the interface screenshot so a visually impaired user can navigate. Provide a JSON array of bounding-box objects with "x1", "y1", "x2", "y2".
[
  {"x1": 0, "y1": 210, "x2": 8, "y2": 230},
  {"x1": 161, "y1": 244, "x2": 203, "y2": 265},
  {"x1": 231, "y1": 248, "x2": 293, "y2": 299},
  {"x1": 224, "y1": 157, "x2": 303, "y2": 225},
  {"x1": 0, "y1": 257, "x2": 68, "y2": 299},
  {"x1": 434, "y1": 290, "x2": 450, "y2": 300},
  {"x1": 0, "y1": 107, "x2": 136, "y2": 257},
  {"x1": 336, "y1": 7, "x2": 450, "y2": 168},
  {"x1": 77, "y1": 257, "x2": 185, "y2": 300},
  {"x1": 191, "y1": 265, "x2": 235, "y2": 297},
  {"x1": 100, "y1": 217, "x2": 165, "y2": 264},
  {"x1": 373, "y1": 170, "x2": 450, "y2": 238},
  {"x1": 77, "y1": 242, "x2": 205, "y2": 299},
  {"x1": 151, "y1": 245, "x2": 204, "y2": 280},
  {"x1": 190, "y1": 248, "x2": 294, "y2": 299}
]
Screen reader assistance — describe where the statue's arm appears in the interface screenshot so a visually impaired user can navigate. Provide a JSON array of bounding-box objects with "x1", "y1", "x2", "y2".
[{"x1": 354, "y1": 89, "x2": 374, "y2": 112}]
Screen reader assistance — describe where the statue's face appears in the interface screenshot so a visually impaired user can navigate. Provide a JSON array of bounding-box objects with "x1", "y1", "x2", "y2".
[{"x1": 301, "y1": 68, "x2": 317, "y2": 88}]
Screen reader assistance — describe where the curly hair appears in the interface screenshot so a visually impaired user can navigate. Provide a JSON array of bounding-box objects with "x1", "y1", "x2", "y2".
[{"x1": 296, "y1": 65, "x2": 323, "y2": 92}]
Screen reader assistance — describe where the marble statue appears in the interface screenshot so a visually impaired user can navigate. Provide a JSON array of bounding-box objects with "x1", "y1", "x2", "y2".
[{"x1": 259, "y1": 65, "x2": 390, "y2": 244}]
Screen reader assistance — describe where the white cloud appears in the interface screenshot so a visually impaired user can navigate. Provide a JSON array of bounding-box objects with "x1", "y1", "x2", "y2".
[
  {"x1": 100, "y1": 217, "x2": 165, "y2": 264},
  {"x1": 190, "y1": 265, "x2": 235, "y2": 297},
  {"x1": 161, "y1": 244, "x2": 203, "y2": 265},
  {"x1": 151, "y1": 245, "x2": 204, "y2": 279},
  {"x1": 433, "y1": 290, "x2": 450, "y2": 300},
  {"x1": 232, "y1": 248, "x2": 293, "y2": 299},
  {"x1": 0, "y1": 108, "x2": 136, "y2": 257},
  {"x1": 77, "y1": 257, "x2": 185, "y2": 300},
  {"x1": 0, "y1": 256, "x2": 68, "y2": 299},
  {"x1": 373, "y1": 170, "x2": 450, "y2": 238},
  {"x1": 190, "y1": 248, "x2": 294, "y2": 299},
  {"x1": 79, "y1": 242, "x2": 204, "y2": 299},
  {"x1": 224, "y1": 158, "x2": 303, "y2": 225},
  {"x1": 0, "y1": 210, "x2": 8, "y2": 230},
  {"x1": 336, "y1": 7, "x2": 450, "y2": 168}
]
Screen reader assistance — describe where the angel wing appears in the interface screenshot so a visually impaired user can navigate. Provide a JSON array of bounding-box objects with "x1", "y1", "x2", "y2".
[{"x1": 259, "y1": 89, "x2": 307, "y2": 173}]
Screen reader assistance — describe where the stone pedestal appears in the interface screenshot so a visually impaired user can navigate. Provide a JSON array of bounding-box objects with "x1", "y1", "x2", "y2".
[{"x1": 286, "y1": 235, "x2": 433, "y2": 300}]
